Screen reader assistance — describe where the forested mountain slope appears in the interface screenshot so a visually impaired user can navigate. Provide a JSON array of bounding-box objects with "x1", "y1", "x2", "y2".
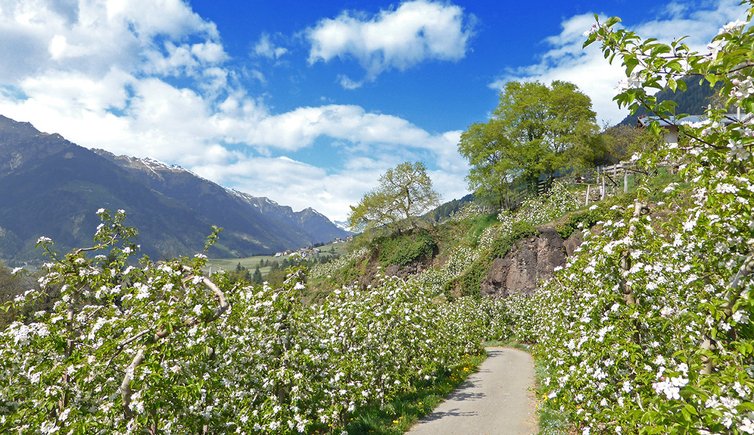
[{"x1": 0, "y1": 115, "x2": 347, "y2": 264}]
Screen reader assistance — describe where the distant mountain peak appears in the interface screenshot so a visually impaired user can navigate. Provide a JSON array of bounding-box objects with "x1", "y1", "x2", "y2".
[
  {"x1": 228, "y1": 188, "x2": 272, "y2": 202},
  {"x1": 300, "y1": 207, "x2": 326, "y2": 218},
  {"x1": 0, "y1": 114, "x2": 349, "y2": 264},
  {"x1": 334, "y1": 220, "x2": 351, "y2": 232},
  {"x1": 92, "y1": 149, "x2": 197, "y2": 178}
]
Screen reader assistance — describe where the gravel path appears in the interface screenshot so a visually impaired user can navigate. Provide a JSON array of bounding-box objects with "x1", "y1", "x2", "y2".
[{"x1": 407, "y1": 347, "x2": 538, "y2": 435}]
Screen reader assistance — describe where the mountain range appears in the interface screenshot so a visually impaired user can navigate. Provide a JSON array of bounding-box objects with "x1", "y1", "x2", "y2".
[
  {"x1": 618, "y1": 76, "x2": 720, "y2": 126},
  {"x1": 0, "y1": 115, "x2": 348, "y2": 265}
]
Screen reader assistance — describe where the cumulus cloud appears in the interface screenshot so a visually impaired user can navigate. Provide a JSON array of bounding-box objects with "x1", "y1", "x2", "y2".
[
  {"x1": 192, "y1": 149, "x2": 467, "y2": 222},
  {"x1": 0, "y1": 0, "x2": 469, "y2": 222},
  {"x1": 252, "y1": 33, "x2": 288, "y2": 60},
  {"x1": 490, "y1": 0, "x2": 747, "y2": 125},
  {"x1": 240, "y1": 104, "x2": 451, "y2": 152},
  {"x1": 191, "y1": 106, "x2": 468, "y2": 221},
  {"x1": 307, "y1": 0, "x2": 473, "y2": 88}
]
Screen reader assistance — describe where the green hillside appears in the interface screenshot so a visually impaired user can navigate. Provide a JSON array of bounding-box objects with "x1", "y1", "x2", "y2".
[
  {"x1": 2, "y1": 6, "x2": 754, "y2": 435},
  {"x1": 618, "y1": 76, "x2": 721, "y2": 126}
]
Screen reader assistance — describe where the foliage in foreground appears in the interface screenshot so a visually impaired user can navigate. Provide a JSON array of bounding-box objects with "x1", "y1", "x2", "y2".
[
  {"x1": 0, "y1": 210, "x2": 508, "y2": 433},
  {"x1": 503, "y1": 7, "x2": 754, "y2": 434}
]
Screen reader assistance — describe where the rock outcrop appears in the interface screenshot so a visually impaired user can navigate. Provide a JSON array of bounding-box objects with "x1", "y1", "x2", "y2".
[{"x1": 481, "y1": 227, "x2": 583, "y2": 297}]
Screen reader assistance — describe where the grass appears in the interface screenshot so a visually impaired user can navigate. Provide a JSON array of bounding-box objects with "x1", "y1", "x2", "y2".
[
  {"x1": 376, "y1": 231, "x2": 436, "y2": 267},
  {"x1": 205, "y1": 239, "x2": 352, "y2": 275},
  {"x1": 464, "y1": 213, "x2": 499, "y2": 247},
  {"x1": 343, "y1": 352, "x2": 486, "y2": 434},
  {"x1": 206, "y1": 254, "x2": 279, "y2": 275},
  {"x1": 482, "y1": 339, "x2": 532, "y2": 352},
  {"x1": 533, "y1": 354, "x2": 572, "y2": 435}
]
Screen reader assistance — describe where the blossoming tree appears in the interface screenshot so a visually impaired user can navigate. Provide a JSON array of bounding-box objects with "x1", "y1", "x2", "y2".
[
  {"x1": 0, "y1": 208, "x2": 508, "y2": 432},
  {"x1": 516, "y1": 4, "x2": 754, "y2": 433}
]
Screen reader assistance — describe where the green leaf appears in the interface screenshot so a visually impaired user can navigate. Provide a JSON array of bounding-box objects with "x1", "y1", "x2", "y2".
[
  {"x1": 683, "y1": 404, "x2": 698, "y2": 416},
  {"x1": 605, "y1": 16, "x2": 622, "y2": 27},
  {"x1": 625, "y1": 57, "x2": 640, "y2": 75}
]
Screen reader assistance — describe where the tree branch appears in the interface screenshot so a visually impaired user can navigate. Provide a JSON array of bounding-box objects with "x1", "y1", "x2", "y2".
[
  {"x1": 113, "y1": 271, "x2": 229, "y2": 420},
  {"x1": 701, "y1": 253, "x2": 754, "y2": 374},
  {"x1": 120, "y1": 348, "x2": 145, "y2": 419}
]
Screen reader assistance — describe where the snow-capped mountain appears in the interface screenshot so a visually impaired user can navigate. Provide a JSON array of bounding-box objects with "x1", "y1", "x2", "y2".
[{"x1": 0, "y1": 114, "x2": 348, "y2": 263}]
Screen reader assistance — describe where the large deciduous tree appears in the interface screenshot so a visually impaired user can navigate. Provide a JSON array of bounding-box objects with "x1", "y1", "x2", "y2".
[
  {"x1": 348, "y1": 162, "x2": 440, "y2": 233},
  {"x1": 458, "y1": 80, "x2": 598, "y2": 206}
]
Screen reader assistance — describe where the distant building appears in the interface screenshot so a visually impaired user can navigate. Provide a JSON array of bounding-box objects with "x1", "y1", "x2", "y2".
[{"x1": 638, "y1": 113, "x2": 743, "y2": 146}]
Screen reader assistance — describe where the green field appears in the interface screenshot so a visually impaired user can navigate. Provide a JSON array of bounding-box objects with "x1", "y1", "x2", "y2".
[{"x1": 206, "y1": 239, "x2": 351, "y2": 275}]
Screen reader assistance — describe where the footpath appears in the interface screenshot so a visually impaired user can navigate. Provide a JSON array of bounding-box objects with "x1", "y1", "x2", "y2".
[{"x1": 407, "y1": 347, "x2": 538, "y2": 435}]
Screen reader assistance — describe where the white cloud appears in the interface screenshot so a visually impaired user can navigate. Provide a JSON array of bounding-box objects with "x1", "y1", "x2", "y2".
[
  {"x1": 105, "y1": 0, "x2": 219, "y2": 40},
  {"x1": 252, "y1": 33, "x2": 288, "y2": 59},
  {"x1": 247, "y1": 68, "x2": 267, "y2": 84},
  {"x1": 490, "y1": 0, "x2": 747, "y2": 126},
  {"x1": 192, "y1": 150, "x2": 466, "y2": 222},
  {"x1": 0, "y1": 0, "x2": 469, "y2": 222},
  {"x1": 192, "y1": 105, "x2": 468, "y2": 221},
  {"x1": 307, "y1": 0, "x2": 473, "y2": 88},
  {"x1": 193, "y1": 156, "x2": 368, "y2": 222},
  {"x1": 239, "y1": 104, "x2": 452, "y2": 153}
]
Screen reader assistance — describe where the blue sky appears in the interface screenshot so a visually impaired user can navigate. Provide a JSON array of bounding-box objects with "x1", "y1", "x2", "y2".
[{"x1": 0, "y1": 0, "x2": 746, "y2": 221}]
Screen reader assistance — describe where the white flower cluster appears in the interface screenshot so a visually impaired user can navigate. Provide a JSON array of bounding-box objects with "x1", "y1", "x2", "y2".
[
  {"x1": 0, "y1": 235, "x2": 502, "y2": 433},
  {"x1": 409, "y1": 246, "x2": 479, "y2": 295},
  {"x1": 497, "y1": 182, "x2": 580, "y2": 231},
  {"x1": 308, "y1": 247, "x2": 368, "y2": 280},
  {"x1": 504, "y1": 9, "x2": 754, "y2": 432}
]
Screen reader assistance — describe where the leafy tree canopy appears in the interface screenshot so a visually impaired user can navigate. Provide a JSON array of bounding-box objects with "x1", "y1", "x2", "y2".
[
  {"x1": 348, "y1": 162, "x2": 440, "y2": 233},
  {"x1": 459, "y1": 80, "x2": 599, "y2": 206}
]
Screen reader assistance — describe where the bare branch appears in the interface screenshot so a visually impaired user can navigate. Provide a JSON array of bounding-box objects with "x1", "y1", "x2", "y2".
[{"x1": 106, "y1": 329, "x2": 152, "y2": 368}]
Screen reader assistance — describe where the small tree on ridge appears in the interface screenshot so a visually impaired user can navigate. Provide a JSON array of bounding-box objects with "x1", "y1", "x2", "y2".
[{"x1": 348, "y1": 162, "x2": 440, "y2": 234}]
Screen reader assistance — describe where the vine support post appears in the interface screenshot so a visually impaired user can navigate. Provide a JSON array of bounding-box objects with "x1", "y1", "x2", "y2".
[
  {"x1": 585, "y1": 184, "x2": 591, "y2": 206},
  {"x1": 621, "y1": 200, "x2": 647, "y2": 344}
]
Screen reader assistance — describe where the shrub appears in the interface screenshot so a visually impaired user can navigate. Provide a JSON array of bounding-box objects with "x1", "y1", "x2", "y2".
[
  {"x1": 555, "y1": 207, "x2": 602, "y2": 239},
  {"x1": 377, "y1": 231, "x2": 437, "y2": 267}
]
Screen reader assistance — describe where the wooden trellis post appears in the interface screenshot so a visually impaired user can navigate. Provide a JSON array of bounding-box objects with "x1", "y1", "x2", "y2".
[{"x1": 585, "y1": 184, "x2": 591, "y2": 206}]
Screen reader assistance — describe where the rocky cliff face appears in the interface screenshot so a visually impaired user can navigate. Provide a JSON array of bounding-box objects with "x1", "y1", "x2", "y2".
[{"x1": 481, "y1": 227, "x2": 583, "y2": 297}]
